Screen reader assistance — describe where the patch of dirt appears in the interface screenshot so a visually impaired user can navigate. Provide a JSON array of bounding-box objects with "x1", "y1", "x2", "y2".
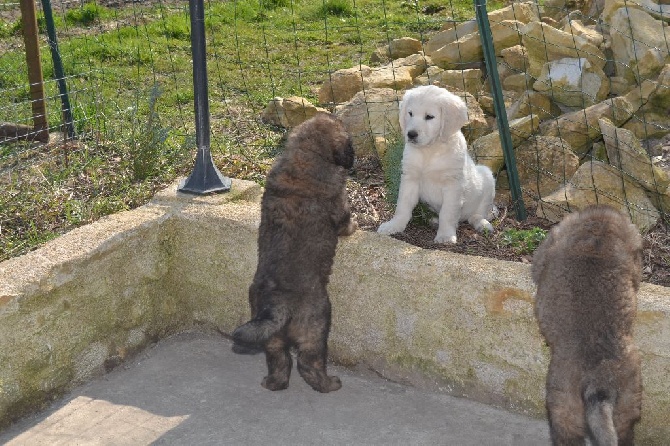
[{"x1": 347, "y1": 156, "x2": 670, "y2": 288}]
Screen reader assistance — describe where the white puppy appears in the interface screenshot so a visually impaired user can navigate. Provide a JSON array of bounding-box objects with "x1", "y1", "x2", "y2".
[{"x1": 378, "y1": 85, "x2": 495, "y2": 244}]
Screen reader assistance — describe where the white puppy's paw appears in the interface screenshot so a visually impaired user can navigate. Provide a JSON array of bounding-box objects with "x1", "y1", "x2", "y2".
[
  {"x1": 378, "y1": 220, "x2": 406, "y2": 235},
  {"x1": 434, "y1": 233, "x2": 457, "y2": 244},
  {"x1": 434, "y1": 231, "x2": 457, "y2": 244},
  {"x1": 473, "y1": 219, "x2": 494, "y2": 233}
]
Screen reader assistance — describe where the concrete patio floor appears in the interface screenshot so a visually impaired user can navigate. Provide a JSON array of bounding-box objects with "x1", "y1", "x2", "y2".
[{"x1": 0, "y1": 332, "x2": 550, "y2": 445}]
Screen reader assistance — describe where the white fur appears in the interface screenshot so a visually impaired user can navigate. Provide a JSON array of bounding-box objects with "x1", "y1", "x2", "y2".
[{"x1": 378, "y1": 85, "x2": 496, "y2": 244}]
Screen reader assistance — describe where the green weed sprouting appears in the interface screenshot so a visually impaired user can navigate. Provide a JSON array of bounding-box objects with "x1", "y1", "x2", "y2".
[
  {"x1": 65, "y1": 2, "x2": 109, "y2": 27},
  {"x1": 316, "y1": 0, "x2": 354, "y2": 18},
  {"x1": 500, "y1": 227, "x2": 547, "y2": 254},
  {"x1": 0, "y1": 19, "x2": 21, "y2": 38},
  {"x1": 260, "y1": 0, "x2": 290, "y2": 9},
  {"x1": 160, "y1": 15, "x2": 190, "y2": 41},
  {"x1": 382, "y1": 136, "x2": 404, "y2": 206},
  {"x1": 128, "y1": 84, "x2": 170, "y2": 181}
]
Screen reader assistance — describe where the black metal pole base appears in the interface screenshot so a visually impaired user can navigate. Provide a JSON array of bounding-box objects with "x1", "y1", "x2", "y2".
[{"x1": 178, "y1": 147, "x2": 232, "y2": 194}]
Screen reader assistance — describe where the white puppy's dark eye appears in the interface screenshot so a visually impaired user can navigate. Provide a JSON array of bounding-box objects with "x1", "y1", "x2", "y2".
[
  {"x1": 425, "y1": 114, "x2": 434, "y2": 120},
  {"x1": 408, "y1": 111, "x2": 413, "y2": 117}
]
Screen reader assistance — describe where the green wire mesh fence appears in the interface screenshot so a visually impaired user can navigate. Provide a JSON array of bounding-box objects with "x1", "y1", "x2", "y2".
[{"x1": 1, "y1": 0, "x2": 668, "y2": 270}]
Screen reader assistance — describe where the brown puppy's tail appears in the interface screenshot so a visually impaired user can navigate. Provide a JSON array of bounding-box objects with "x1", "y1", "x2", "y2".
[
  {"x1": 583, "y1": 384, "x2": 617, "y2": 446},
  {"x1": 232, "y1": 306, "x2": 290, "y2": 347}
]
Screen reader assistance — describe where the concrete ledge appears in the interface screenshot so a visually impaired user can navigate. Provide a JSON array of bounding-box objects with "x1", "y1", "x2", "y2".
[{"x1": 1, "y1": 179, "x2": 668, "y2": 443}]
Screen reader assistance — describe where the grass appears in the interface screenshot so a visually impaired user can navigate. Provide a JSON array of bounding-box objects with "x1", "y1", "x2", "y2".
[
  {"x1": 64, "y1": 1, "x2": 113, "y2": 27},
  {"x1": 0, "y1": 0, "x2": 498, "y2": 261}
]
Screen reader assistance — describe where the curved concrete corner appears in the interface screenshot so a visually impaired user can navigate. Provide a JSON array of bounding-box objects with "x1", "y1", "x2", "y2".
[{"x1": 1, "y1": 179, "x2": 668, "y2": 443}]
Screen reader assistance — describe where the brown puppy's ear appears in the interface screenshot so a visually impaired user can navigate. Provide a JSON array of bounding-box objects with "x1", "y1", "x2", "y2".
[{"x1": 333, "y1": 137, "x2": 355, "y2": 169}]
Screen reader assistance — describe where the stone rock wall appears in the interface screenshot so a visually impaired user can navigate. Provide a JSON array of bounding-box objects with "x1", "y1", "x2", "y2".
[{"x1": 261, "y1": 0, "x2": 670, "y2": 230}]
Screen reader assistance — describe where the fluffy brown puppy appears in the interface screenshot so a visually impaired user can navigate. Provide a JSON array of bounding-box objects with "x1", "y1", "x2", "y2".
[
  {"x1": 532, "y1": 205, "x2": 643, "y2": 446},
  {"x1": 232, "y1": 113, "x2": 356, "y2": 393}
]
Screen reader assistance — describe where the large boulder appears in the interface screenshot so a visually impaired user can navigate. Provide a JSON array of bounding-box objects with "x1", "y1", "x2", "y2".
[
  {"x1": 599, "y1": 118, "x2": 670, "y2": 209},
  {"x1": 364, "y1": 54, "x2": 430, "y2": 90},
  {"x1": 500, "y1": 45, "x2": 529, "y2": 73},
  {"x1": 537, "y1": 76, "x2": 658, "y2": 155},
  {"x1": 602, "y1": 0, "x2": 670, "y2": 23},
  {"x1": 472, "y1": 114, "x2": 540, "y2": 172},
  {"x1": 532, "y1": 57, "x2": 609, "y2": 107},
  {"x1": 537, "y1": 161, "x2": 660, "y2": 231},
  {"x1": 430, "y1": 20, "x2": 525, "y2": 69},
  {"x1": 318, "y1": 56, "x2": 430, "y2": 106},
  {"x1": 538, "y1": 94, "x2": 640, "y2": 155},
  {"x1": 318, "y1": 66, "x2": 371, "y2": 105},
  {"x1": 541, "y1": 0, "x2": 606, "y2": 21},
  {"x1": 515, "y1": 136, "x2": 580, "y2": 201},
  {"x1": 414, "y1": 68, "x2": 484, "y2": 98},
  {"x1": 608, "y1": 6, "x2": 670, "y2": 82},
  {"x1": 371, "y1": 37, "x2": 424, "y2": 63},
  {"x1": 335, "y1": 88, "x2": 401, "y2": 157},
  {"x1": 506, "y1": 90, "x2": 555, "y2": 121},
  {"x1": 424, "y1": 2, "x2": 538, "y2": 56},
  {"x1": 424, "y1": 20, "x2": 478, "y2": 56},
  {"x1": 261, "y1": 97, "x2": 328, "y2": 128},
  {"x1": 503, "y1": 73, "x2": 534, "y2": 93},
  {"x1": 563, "y1": 20, "x2": 604, "y2": 48},
  {"x1": 458, "y1": 91, "x2": 491, "y2": 144},
  {"x1": 622, "y1": 64, "x2": 670, "y2": 139},
  {"x1": 389, "y1": 38, "x2": 423, "y2": 59},
  {"x1": 521, "y1": 21, "x2": 606, "y2": 78}
]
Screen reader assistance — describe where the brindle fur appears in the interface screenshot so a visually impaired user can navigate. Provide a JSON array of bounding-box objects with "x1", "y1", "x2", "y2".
[
  {"x1": 532, "y1": 205, "x2": 643, "y2": 445},
  {"x1": 232, "y1": 113, "x2": 356, "y2": 393}
]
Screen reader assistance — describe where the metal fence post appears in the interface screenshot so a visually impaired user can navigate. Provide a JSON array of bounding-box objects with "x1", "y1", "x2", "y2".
[
  {"x1": 41, "y1": 0, "x2": 76, "y2": 140},
  {"x1": 19, "y1": 0, "x2": 49, "y2": 142},
  {"x1": 475, "y1": 0, "x2": 526, "y2": 221},
  {"x1": 179, "y1": 0, "x2": 231, "y2": 194}
]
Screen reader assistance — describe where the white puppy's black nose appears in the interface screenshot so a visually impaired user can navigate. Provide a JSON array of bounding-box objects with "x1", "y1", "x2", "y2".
[{"x1": 407, "y1": 130, "x2": 418, "y2": 141}]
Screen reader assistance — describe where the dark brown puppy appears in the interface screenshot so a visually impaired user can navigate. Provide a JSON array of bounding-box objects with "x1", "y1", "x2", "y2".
[
  {"x1": 532, "y1": 205, "x2": 643, "y2": 446},
  {"x1": 232, "y1": 113, "x2": 356, "y2": 393}
]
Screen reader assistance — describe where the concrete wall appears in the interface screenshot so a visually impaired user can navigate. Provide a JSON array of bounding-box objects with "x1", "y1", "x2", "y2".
[{"x1": 1, "y1": 179, "x2": 669, "y2": 443}]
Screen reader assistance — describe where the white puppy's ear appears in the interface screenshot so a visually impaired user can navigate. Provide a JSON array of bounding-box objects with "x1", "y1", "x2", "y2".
[
  {"x1": 398, "y1": 92, "x2": 409, "y2": 134},
  {"x1": 439, "y1": 90, "x2": 469, "y2": 139}
]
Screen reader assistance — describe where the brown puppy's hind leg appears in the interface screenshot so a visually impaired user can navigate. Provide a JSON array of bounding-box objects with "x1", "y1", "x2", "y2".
[
  {"x1": 547, "y1": 410, "x2": 587, "y2": 446},
  {"x1": 295, "y1": 322, "x2": 341, "y2": 393},
  {"x1": 296, "y1": 345, "x2": 341, "y2": 393},
  {"x1": 616, "y1": 429, "x2": 635, "y2": 446},
  {"x1": 546, "y1": 371, "x2": 587, "y2": 446},
  {"x1": 261, "y1": 336, "x2": 292, "y2": 391},
  {"x1": 615, "y1": 408, "x2": 639, "y2": 446}
]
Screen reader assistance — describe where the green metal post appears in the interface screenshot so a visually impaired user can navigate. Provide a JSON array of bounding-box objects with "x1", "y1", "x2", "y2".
[
  {"x1": 41, "y1": 0, "x2": 76, "y2": 140},
  {"x1": 474, "y1": 0, "x2": 526, "y2": 221}
]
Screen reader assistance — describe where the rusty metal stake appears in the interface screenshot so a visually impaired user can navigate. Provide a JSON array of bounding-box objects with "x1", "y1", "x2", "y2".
[{"x1": 20, "y1": 0, "x2": 49, "y2": 142}]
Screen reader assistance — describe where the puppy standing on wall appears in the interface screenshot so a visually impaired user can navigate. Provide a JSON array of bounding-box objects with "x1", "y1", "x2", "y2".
[
  {"x1": 232, "y1": 113, "x2": 356, "y2": 393},
  {"x1": 532, "y1": 205, "x2": 643, "y2": 445},
  {"x1": 377, "y1": 85, "x2": 495, "y2": 244}
]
